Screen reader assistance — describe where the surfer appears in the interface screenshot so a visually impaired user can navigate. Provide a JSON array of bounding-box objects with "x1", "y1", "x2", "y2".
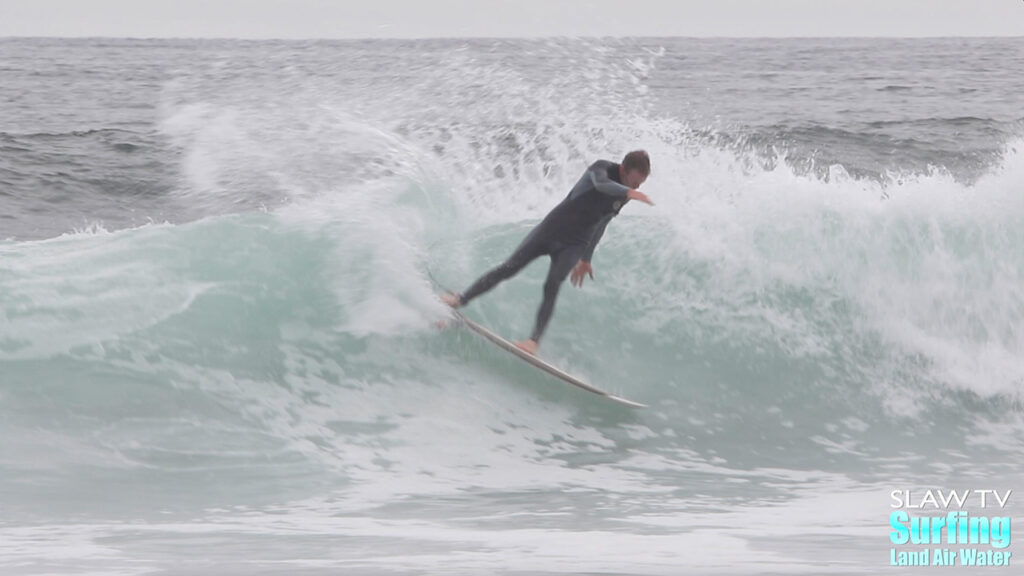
[{"x1": 441, "y1": 150, "x2": 653, "y2": 355}]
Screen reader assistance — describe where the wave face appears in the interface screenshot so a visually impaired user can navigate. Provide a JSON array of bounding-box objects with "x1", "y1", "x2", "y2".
[{"x1": 2, "y1": 37, "x2": 1023, "y2": 575}]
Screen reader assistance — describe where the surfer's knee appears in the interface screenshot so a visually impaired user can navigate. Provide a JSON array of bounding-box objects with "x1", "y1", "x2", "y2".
[{"x1": 543, "y1": 277, "x2": 562, "y2": 298}]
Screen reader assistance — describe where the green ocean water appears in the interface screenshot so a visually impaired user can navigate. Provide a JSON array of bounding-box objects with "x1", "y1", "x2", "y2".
[{"x1": 2, "y1": 36, "x2": 1023, "y2": 575}]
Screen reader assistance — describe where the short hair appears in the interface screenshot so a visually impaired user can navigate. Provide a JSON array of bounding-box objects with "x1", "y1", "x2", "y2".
[{"x1": 622, "y1": 150, "x2": 650, "y2": 175}]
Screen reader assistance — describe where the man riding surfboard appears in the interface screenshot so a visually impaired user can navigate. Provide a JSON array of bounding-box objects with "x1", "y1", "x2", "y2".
[{"x1": 442, "y1": 150, "x2": 653, "y2": 355}]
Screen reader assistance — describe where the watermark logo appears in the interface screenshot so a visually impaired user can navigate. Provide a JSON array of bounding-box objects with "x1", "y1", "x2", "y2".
[{"x1": 890, "y1": 489, "x2": 1013, "y2": 567}]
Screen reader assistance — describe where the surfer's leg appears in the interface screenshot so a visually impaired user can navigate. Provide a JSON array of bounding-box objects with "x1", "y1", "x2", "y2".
[
  {"x1": 529, "y1": 244, "x2": 583, "y2": 343},
  {"x1": 457, "y1": 232, "x2": 547, "y2": 306}
]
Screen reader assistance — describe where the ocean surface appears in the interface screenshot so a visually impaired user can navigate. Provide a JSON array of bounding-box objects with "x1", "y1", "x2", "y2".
[{"x1": 2, "y1": 36, "x2": 1023, "y2": 575}]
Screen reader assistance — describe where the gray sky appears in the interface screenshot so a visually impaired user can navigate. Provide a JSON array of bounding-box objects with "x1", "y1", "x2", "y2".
[{"x1": 0, "y1": 0, "x2": 1021, "y2": 39}]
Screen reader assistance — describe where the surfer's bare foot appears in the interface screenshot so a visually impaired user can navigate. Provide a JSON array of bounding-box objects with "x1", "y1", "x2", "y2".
[
  {"x1": 514, "y1": 339, "x2": 538, "y2": 355},
  {"x1": 440, "y1": 292, "x2": 462, "y2": 308}
]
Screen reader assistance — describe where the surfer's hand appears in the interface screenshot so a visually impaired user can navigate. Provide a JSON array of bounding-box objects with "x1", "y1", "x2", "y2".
[
  {"x1": 627, "y1": 189, "x2": 653, "y2": 205},
  {"x1": 571, "y1": 260, "x2": 594, "y2": 287}
]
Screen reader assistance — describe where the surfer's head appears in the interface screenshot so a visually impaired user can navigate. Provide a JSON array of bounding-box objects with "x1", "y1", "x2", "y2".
[{"x1": 621, "y1": 150, "x2": 650, "y2": 189}]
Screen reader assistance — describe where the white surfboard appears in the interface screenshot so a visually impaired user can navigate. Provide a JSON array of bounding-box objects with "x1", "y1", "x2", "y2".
[{"x1": 451, "y1": 309, "x2": 647, "y2": 408}]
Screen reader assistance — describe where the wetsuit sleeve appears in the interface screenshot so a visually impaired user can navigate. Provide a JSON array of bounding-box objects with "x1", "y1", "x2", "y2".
[
  {"x1": 582, "y1": 214, "x2": 613, "y2": 263},
  {"x1": 587, "y1": 164, "x2": 630, "y2": 198}
]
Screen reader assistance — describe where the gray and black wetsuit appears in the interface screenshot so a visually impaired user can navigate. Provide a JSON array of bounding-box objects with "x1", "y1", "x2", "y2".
[{"x1": 456, "y1": 159, "x2": 631, "y2": 342}]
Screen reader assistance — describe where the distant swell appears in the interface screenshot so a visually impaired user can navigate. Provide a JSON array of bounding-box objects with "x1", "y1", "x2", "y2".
[{"x1": 0, "y1": 127, "x2": 141, "y2": 140}]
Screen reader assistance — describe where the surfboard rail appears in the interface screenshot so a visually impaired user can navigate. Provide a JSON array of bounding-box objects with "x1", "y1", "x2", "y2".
[{"x1": 452, "y1": 310, "x2": 647, "y2": 408}]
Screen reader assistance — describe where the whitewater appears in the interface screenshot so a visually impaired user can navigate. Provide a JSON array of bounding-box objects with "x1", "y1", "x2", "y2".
[{"x1": 1, "y1": 36, "x2": 1023, "y2": 575}]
